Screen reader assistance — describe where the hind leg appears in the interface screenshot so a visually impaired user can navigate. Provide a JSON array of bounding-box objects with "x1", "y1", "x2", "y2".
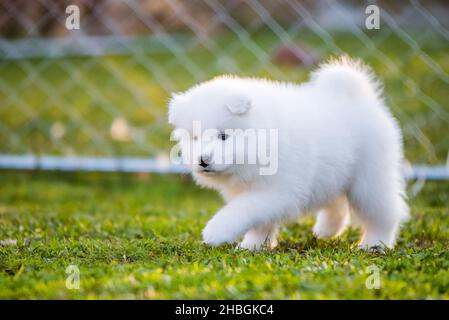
[
  {"x1": 313, "y1": 195, "x2": 350, "y2": 239},
  {"x1": 348, "y1": 170, "x2": 409, "y2": 249},
  {"x1": 239, "y1": 223, "x2": 279, "y2": 251}
]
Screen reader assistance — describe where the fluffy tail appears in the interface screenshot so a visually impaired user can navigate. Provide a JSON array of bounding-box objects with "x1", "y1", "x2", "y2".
[{"x1": 311, "y1": 56, "x2": 382, "y2": 100}]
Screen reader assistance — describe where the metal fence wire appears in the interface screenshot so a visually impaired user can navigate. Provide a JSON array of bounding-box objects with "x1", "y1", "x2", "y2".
[{"x1": 0, "y1": 0, "x2": 448, "y2": 180}]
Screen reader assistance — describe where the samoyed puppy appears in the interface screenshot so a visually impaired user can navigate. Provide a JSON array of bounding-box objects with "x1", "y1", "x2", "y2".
[{"x1": 168, "y1": 56, "x2": 409, "y2": 251}]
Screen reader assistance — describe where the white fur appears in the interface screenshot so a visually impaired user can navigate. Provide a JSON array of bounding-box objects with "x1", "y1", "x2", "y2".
[{"x1": 168, "y1": 56, "x2": 409, "y2": 250}]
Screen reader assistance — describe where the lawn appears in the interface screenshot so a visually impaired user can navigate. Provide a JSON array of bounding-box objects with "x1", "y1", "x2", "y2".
[
  {"x1": 0, "y1": 171, "x2": 448, "y2": 299},
  {"x1": 1, "y1": 28, "x2": 448, "y2": 299}
]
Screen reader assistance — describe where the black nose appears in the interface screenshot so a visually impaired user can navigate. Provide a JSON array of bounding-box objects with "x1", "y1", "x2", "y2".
[{"x1": 199, "y1": 156, "x2": 209, "y2": 168}]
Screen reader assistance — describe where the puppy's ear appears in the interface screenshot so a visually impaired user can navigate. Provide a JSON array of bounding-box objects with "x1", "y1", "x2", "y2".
[
  {"x1": 168, "y1": 92, "x2": 184, "y2": 125},
  {"x1": 225, "y1": 97, "x2": 251, "y2": 115}
]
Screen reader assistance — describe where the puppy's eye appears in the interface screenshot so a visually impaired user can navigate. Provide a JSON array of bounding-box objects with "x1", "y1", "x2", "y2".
[
  {"x1": 218, "y1": 133, "x2": 229, "y2": 141},
  {"x1": 193, "y1": 135, "x2": 198, "y2": 141}
]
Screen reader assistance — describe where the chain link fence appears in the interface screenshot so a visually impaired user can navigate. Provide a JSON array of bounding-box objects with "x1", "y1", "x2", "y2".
[{"x1": 0, "y1": 0, "x2": 448, "y2": 179}]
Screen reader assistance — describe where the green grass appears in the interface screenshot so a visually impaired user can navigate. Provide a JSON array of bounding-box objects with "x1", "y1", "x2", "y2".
[
  {"x1": 1, "y1": 28, "x2": 448, "y2": 299},
  {"x1": 0, "y1": 171, "x2": 448, "y2": 299}
]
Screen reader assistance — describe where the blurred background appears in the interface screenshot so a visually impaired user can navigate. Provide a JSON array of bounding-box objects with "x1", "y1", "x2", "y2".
[{"x1": 0, "y1": 0, "x2": 448, "y2": 175}]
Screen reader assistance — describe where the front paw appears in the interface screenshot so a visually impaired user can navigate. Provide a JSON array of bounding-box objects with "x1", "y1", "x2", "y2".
[
  {"x1": 202, "y1": 216, "x2": 240, "y2": 247},
  {"x1": 239, "y1": 238, "x2": 264, "y2": 251},
  {"x1": 239, "y1": 233, "x2": 278, "y2": 251}
]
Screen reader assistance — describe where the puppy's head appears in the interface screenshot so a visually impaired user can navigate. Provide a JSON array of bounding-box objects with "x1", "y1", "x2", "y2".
[{"x1": 168, "y1": 77, "x2": 255, "y2": 179}]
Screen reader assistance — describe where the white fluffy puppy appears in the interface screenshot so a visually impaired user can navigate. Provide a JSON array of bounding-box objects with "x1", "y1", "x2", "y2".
[{"x1": 168, "y1": 56, "x2": 409, "y2": 250}]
